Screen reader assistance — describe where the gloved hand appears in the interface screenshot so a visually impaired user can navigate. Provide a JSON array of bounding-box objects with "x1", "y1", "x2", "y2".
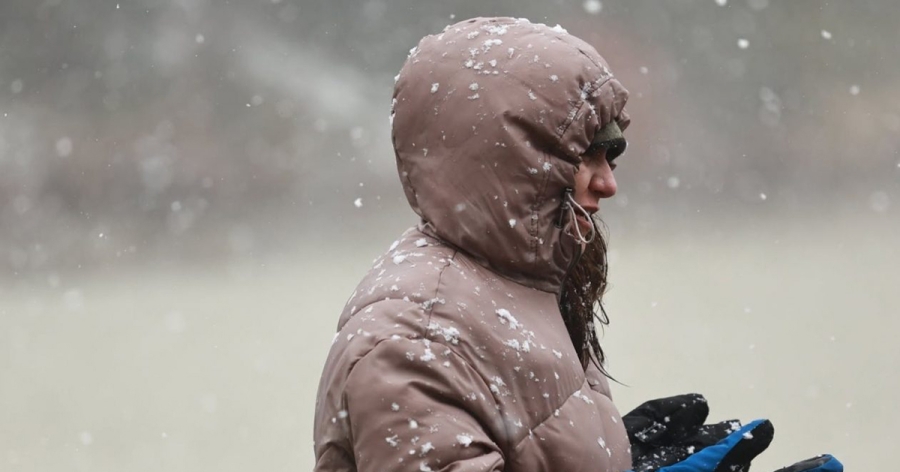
[
  {"x1": 629, "y1": 419, "x2": 774, "y2": 472},
  {"x1": 774, "y1": 455, "x2": 843, "y2": 472},
  {"x1": 624, "y1": 393, "x2": 747, "y2": 470},
  {"x1": 622, "y1": 393, "x2": 841, "y2": 472}
]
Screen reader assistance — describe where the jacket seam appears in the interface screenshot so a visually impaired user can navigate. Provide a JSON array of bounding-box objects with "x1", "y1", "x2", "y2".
[
  {"x1": 555, "y1": 74, "x2": 615, "y2": 145},
  {"x1": 420, "y1": 250, "x2": 514, "y2": 448},
  {"x1": 342, "y1": 331, "x2": 512, "y2": 460},
  {"x1": 424, "y1": 251, "x2": 552, "y2": 454},
  {"x1": 420, "y1": 225, "x2": 559, "y2": 295},
  {"x1": 509, "y1": 378, "x2": 590, "y2": 452},
  {"x1": 340, "y1": 253, "x2": 456, "y2": 452},
  {"x1": 421, "y1": 249, "x2": 457, "y2": 337},
  {"x1": 528, "y1": 152, "x2": 555, "y2": 272},
  {"x1": 555, "y1": 31, "x2": 618, "y2": 143},
  {"x1": 554, "y1": 97, "x2": 588, "y2": 142}
]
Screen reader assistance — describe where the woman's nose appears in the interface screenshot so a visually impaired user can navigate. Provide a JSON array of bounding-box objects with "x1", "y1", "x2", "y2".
[{"x1": 590, "y1": 160, "x2": 617, "y2": 198}]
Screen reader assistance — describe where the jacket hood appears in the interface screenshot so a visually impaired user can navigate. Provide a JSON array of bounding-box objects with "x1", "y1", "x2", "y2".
[{"x1": 391, "y1": 17, "x2": 630, "y2": 293}]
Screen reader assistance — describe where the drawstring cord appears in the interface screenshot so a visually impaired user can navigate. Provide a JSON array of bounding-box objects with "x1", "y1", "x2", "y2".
[{"x1": 564, "y1": 191, "x2": 596, "y2": 244}]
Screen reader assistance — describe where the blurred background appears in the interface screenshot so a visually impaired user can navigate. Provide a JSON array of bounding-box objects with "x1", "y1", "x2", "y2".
[{"x1": 1, "y1": 0, "x2": 897, "y2": 470}]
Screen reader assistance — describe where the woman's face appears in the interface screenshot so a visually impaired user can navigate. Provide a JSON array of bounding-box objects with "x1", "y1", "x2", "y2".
[{"x1": 572, "y1": 147, "x2": 618, "y2": 235}]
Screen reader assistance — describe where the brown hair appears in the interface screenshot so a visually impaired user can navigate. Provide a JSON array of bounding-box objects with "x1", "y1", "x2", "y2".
[{"x1": 559, "y1": 217, "x2": 612, "y2": 376}]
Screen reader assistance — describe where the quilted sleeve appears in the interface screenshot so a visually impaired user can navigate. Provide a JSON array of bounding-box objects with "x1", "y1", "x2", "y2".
[{"x1": 339, "y1": 337, "x2": 507, "y2": 472}]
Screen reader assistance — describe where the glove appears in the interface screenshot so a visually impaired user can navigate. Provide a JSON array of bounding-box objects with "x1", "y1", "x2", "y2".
[
  {"x1": 774, "y1": 455, "x2": 843, "y2": 472},
  {"x1": 631, "y1": 419, "x2": 774, "y2": 472},
  {"x1": 624, "y1": 393, "x2": 745, "y2": 471},
  {"x1": 622, "y1": 394, "x2": 839, "y2": 472}
]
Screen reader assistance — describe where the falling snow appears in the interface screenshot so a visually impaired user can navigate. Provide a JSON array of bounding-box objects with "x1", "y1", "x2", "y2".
[
  {"x1": 56, "y1": 138, "x2": 73, "y2": 157},
  {"x1": 583, "y1": 0, "x2": 603, "y2": 14},
  {"x1": 3, "y1": 9, "x2": 885, "y2": 468}
]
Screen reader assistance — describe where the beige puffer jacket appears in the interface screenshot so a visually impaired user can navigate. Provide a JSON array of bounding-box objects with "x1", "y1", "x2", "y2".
[{"x1": 314, "y1": 17, "x2": 632, "y2": 472}]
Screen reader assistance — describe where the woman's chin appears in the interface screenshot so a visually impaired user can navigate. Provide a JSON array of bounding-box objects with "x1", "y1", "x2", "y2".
[{"x1": 575, "y1": 215, "x2": 594, "y2": 235}]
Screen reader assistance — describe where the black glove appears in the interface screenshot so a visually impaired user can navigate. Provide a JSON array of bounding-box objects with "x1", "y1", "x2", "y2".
[
  {"x1": 774, "y1": 455, "x2": 843, "y2": 472},
  {"x1": 624, "y1": 393, "x2": 743, "y2": 470},
  {"x1": 622, "y1": 393, "x2": 840, "y2": 472}
]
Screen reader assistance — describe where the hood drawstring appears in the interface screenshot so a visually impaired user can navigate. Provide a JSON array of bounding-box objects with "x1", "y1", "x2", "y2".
[{"x1": 564, "y1": 191, "x2": 596, "y2": 244}]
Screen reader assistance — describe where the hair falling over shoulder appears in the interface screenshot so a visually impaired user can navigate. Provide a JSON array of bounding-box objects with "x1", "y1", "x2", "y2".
[{"x1": 559, "y1": 217, "x2": 612, "y2": 376}]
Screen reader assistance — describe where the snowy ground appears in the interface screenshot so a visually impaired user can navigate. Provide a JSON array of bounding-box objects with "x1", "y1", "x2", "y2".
[{"x1": 1, "y1": 213, "x2": 895, "y2": 471}]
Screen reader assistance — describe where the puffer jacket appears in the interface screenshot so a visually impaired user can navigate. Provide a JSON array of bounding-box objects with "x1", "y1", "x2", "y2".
[{"x1": 314, "y1": 17, "x2": 632, "y2": 472}]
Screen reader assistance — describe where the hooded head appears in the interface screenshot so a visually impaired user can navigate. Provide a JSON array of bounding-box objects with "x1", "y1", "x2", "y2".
[{"x1": 391, "y1": 17, "x2": 630, "y2": 293}]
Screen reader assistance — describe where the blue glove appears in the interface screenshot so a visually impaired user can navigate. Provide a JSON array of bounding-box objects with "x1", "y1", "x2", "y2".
[
  {"x1": 774, "y1": 455, "x2": 843, "y2": 472},
  {"x1": 631, "y1": 419, "x2": 774, "y2": 472}
]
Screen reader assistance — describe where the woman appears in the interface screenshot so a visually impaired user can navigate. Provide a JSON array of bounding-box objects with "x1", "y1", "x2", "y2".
[
  {"x1": 312, "y1": 16, "x2": 839, "y2": 472},
  {"x1": 315, "y1": 17, "x2": 631, "y2": 472}
]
